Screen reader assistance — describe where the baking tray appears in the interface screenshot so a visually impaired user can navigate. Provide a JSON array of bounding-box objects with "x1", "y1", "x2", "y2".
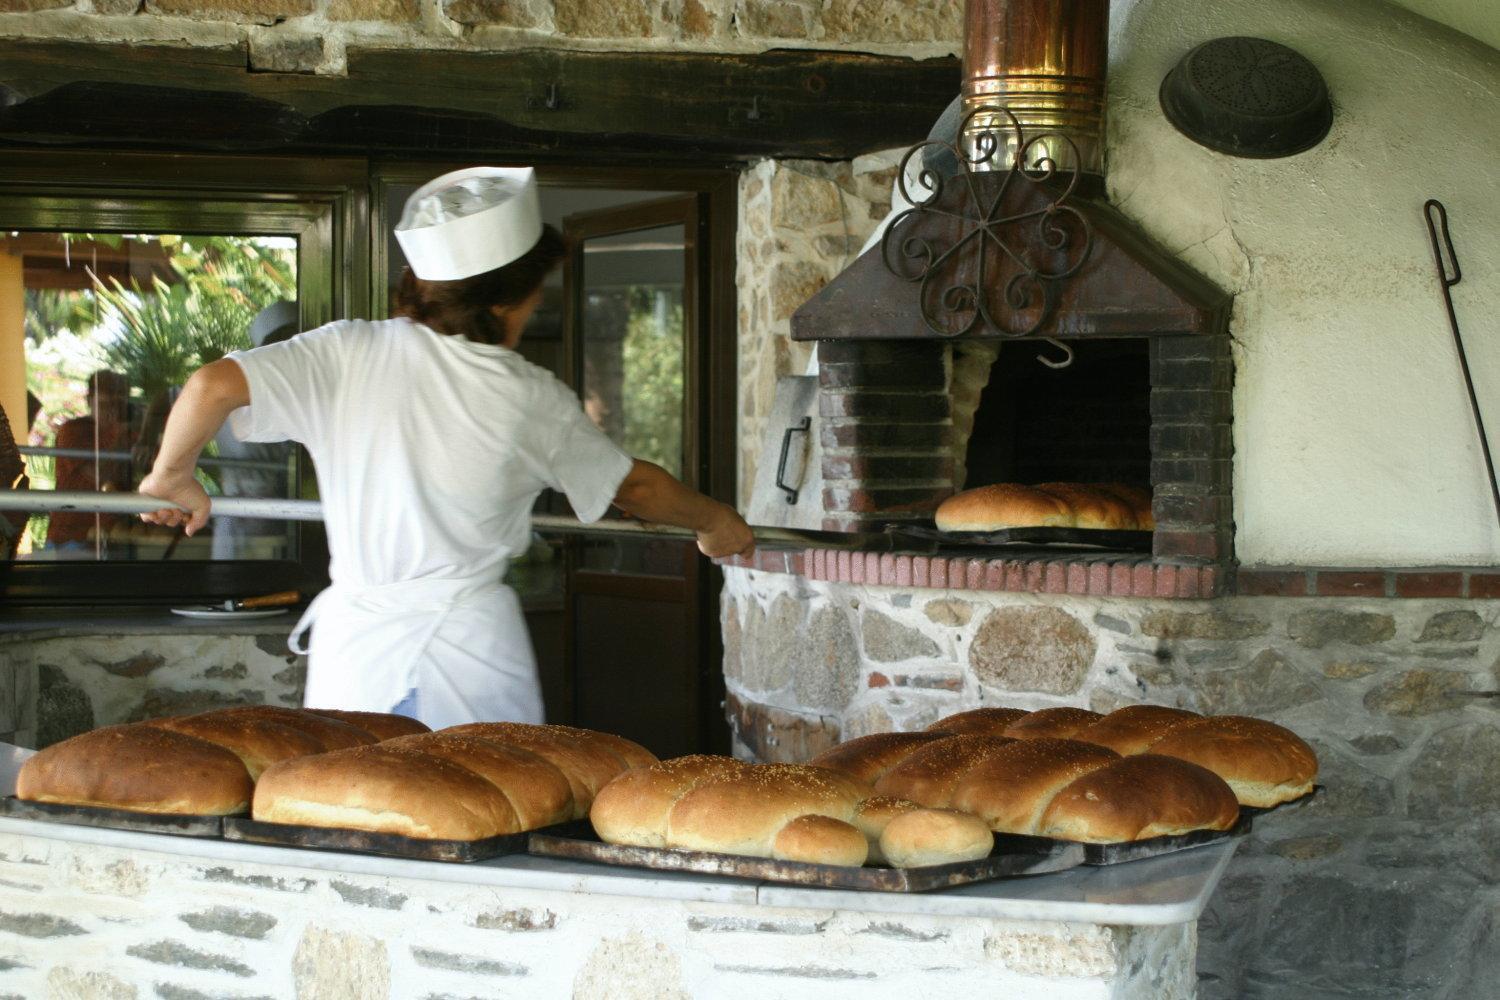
[
  {"x1": 1240, "y1": 784, "x2": 1323, "y2": 819},
  {"x1": 221, "y1": 815, "x2": 541, "y2": 863},
  {"x1": 889, "y1": 525, "x2": 1154, "y2": 551},
  {"x1": 526, "y1": 821, "x2": 1085, "y2": 892},
  {"x1": 1074, "y1": 811, "x2": 1252, "y2": 866},
  {"x1": 0, "y1": 796, "x2": 226, "y2": 838}
]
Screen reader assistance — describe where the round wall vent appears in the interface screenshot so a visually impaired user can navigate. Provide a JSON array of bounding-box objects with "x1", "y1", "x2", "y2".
[{"x1": 1160, "y1": 36, "x2": 1332, "y2": 158}]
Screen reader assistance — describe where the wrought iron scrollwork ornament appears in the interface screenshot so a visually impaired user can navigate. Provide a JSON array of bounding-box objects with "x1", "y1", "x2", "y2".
[{"x1": 880, "y1": 107, "x2": 1095, "y2": 338}]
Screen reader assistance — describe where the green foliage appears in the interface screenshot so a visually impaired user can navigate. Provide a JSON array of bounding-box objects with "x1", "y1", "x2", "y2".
[
  {"x1": 619, "y1": 288, "x2": 684, "y2": 478},
  {"x1": 23, "y1": 289, "x2": 93, "y2": 343}
]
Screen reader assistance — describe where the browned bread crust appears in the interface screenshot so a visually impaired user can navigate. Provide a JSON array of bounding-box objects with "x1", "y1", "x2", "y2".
[
  {"x1": 1003, "y1": 707, "x2": 1103, "y2": 740},
  {"x1": 1146, "y1": 716, "x2": 1318, "y2": 807},
  {"x1": 1034, "y1": 483, "x2": 1135, "y2": 530},
  {"x1": 254, "y1": 744, "x2": 518, "y2": 839},
  {"x1": 1073, "y1": 705, "x2": 1202, "y2": 756},
  {"x1": 441, "y1": 722, "x2": 636, "y2": 815},
  {"x1": 879, "y1": 808, "x2": 994, "y2": 868},
  {"x1": 935, "y1": 484, "x2": 1074, "y2": 532},
  {"x1": 949, "y1": 738, "x2": 1121, "y2": 834},
  {"x1": 211, "y1": 706, "x2": 378, "y2": 750},
  {"x1": 144, "y1": 713, "x2": 322, "y2": 780},
  {"x1": 381, "y1": 733, "x2": 574, "y2": 830},
  {"x1": 1037, "y1": 755, "x2": 1240, "y2": 843},
  {"x1": 873, "y1": 735, "x2": 1014, "y2": 808},
  {"x1": 305, "y1": 709, "x2": 430, "y2": 741},
  {"x1": 1088, "y1": 483, "x2": 1154, "y2": 529},
  {"x1": 808, "y1": 732, "x2": 947, "y2": 786},
  {"x1": 588, "y1": 755, "x2": 753, "y2": 849},
  {"x1": 17, "y1": 725, "x2": 253, "y2": 815},
  {"x1": 771, "y1": 813, "x2": 869, "y2": 866},
  {"x1": 926, "y1": 707, "x2": 1031, "y2": 737}
]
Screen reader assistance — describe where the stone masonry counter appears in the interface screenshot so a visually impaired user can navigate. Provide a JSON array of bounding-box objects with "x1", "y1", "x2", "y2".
[{"x1": 0, "y1": 814, "x2": 1227, "y2": 998}]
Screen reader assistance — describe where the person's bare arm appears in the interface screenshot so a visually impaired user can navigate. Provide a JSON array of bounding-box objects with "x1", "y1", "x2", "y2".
[
  {"x1": 611, "y1": 460, "x2": 754, "y2": 559},
  {"x1": 137, "y1": 359, "x2": 250, "y2": 535}
]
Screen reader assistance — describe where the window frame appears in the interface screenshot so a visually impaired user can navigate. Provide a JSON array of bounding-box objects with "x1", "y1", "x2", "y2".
[{"x1": 0, "y1": 149, "x2": 371, "y2": 605}]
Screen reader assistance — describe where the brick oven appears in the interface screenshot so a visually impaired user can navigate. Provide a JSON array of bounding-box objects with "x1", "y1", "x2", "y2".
[{"x1": 782, "y1": 0, "x2": 1233, "y2": 595}]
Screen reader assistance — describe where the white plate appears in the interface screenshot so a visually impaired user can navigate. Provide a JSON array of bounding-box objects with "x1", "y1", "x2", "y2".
[{"x1": 170, "y1": 607, "x2": 290, "y2": 620}]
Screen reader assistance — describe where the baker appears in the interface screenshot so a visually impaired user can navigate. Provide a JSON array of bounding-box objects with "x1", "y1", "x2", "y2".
[{"x1": 138, "y1": 166, "x2": 755, "y2": 728}]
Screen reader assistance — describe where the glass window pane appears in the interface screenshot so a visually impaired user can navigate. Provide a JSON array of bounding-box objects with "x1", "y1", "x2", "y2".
[
  {"x1": 580, "y1": 224, "x2": 687, "y2": 480},
  {"x1": 7, "y1": 231, "x2": 299, "y2": 562}
]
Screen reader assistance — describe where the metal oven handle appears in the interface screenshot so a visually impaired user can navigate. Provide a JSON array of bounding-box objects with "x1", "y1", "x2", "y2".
[{"x1": 774, "y1": 417, "x2": 812, "y2": 505}]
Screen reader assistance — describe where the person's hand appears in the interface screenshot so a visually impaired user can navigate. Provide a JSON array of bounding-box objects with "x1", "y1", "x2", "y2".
[
  {"x1": 137, "y1": 469, "x2": 212, "y2": 536},
  {"x1": 696, "y1": 504, "x2": 755, "y2": 559}
]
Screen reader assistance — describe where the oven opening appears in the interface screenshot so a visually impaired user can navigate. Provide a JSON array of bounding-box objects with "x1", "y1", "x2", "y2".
[{"x1": 963, "y1": 338, "x2": 1151, "y2": 493}]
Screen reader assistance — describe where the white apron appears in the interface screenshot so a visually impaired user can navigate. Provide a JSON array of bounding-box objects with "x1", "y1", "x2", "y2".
[{"x1": 292, "y1": 574, "x2": 542, "y2": 730}]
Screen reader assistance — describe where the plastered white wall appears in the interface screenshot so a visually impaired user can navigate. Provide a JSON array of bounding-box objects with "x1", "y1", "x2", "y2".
[{"x1": 1107, "y1": 0, "x2": 1500, "y2": 566}]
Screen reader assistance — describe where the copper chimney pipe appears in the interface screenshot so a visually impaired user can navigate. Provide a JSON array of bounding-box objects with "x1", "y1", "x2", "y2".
[{"x1": 962, "y1": 0, "x2": 1109, "y2": 174}]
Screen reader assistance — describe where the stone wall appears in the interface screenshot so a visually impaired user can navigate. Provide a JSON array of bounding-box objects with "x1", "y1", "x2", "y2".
[
  {"x1": 0, "y1": 0, "x2": 962, "y2": 74},
  {"x1": 1, "y1": 627, "x2": 306, "y2": 749},
  {"x1": 720, "y1": 565, "x2": 1500, "y2": 999},
  {"x1": 0, "y1": 831, "x2": 1194, "y2": 998},
  {"x1": 735, "y1": 153, "x2": 899, "y2": 508}
]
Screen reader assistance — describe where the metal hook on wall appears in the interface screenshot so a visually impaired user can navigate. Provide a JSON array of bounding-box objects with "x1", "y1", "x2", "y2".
[{"x1": 1036, "y1": 338, "x2": 1074, "y2": 370}]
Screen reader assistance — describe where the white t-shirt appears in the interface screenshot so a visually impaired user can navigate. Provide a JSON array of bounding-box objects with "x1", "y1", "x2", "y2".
[{"x1": 227, "y1": 317, "x2": 633, "y2": 588}]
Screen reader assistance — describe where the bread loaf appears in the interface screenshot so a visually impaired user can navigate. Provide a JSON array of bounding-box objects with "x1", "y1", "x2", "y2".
[
  {"x1": 850, "y1": 795, "x2": 923, "y2": 865},
  {"x1": 1037, "y1": 755, "x2": 1240, "y2": 843},
  {"x1": 807, "y1": 732, "x2": 947, "y2": 786},
  {"x1": 935, "y1": 484, "x2": 1073, "y2": 532},
  {"x1": 17, "y1": 725, "x2": 253, "y2": 815},
  {"x1": 145, "y1": 713, "x2": 323, "y2": 780},
  {"x1": 1003, "y1": 707, "x2": 1102, "y2": 740},
  {"x1": 588, "y1": 755, "x2": 752, "y2": 848},
  {"x1": 874, "y1": 735, "x2": 1014, "y2": 808},
  {"x1": 949, "y1": 738, "x2": 1120, "y2": 834},
  {"x1": 441, "y1": 722, "x2": 647, "y2": 815},
  {"x1": 1035, "y1": 483, "x2": 1134, "y2": 530},
  {"x1": 1146, "y1": 716, "x2": 1317, "y2": 807},
  {"x1": 879, "y1": 808, "x2": 994, "y2": 868},
  {"x1": 926, "y1": 707, "x2": 1030, "y2": 737},
  {"x1": 254, "y1": 745, "x2": 518, "y2": 839},
  {"x1": 665, "y1": 764, "x2": 865, "y2": 858},
  {"x1": 1088, "y1": 483, "x2": 1153, "y2": 530},
  {"x1": 1073, "y1": 705, "x2": 1201, "y2": 756},
  {"x1": 212, "y1": 706, "x2": 378, "y2": 750},
  {"x1": 382, "y1": 733, "x2": 573, "y2": 830},
  {"x1": 305, "y1": 709, "x2": 430, "y2": 741},
  {"x1": 772, "y1": 814, "x2": 869, "y2": 866}
]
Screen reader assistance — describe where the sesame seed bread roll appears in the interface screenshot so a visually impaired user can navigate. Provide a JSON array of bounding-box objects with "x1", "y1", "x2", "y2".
[
  {"x1": 808, "y1": 732, "x2": 948, "y2": 786},
  {"x1": 381, "y1": 733, "x2": 574, "y2": 830},
  {"x1": 441, "y1": 723, "x2": 634, "y2": 815},
  {"x1": 879, "y1": 808, "x2": 995, "y2": 868},
  {"x1": 1088, "y1": 483, "x2": 1154, "y2": 530},
  {"x1": 1073, "y1": 705, "x2": 1202, "y2": 756},
  {"x1": 305, "y1": 709, "x2": 430, "y2": 741},
  {"x1": 850, "y1": 795, "x2": 924, "y2": 865},
  {"x1": 772, "y1": 814, "x2": 870, "y2": 867},
  {"x1": 1003, "y1": 707, "x2": 1103, "y2": 741},
  {"x1": 948, "y1": 738, "x2": 1120, "y2": 834},
  {"x1": 935, "y1": 483, "x2": 1074, "y2": 532},
  {"x1": 17, "y1": 725, "x2": 253, "y2": 816},
  {"x1": 144, "y1": 713, "x2": 323, "y2": 780},
  {"x1": 589, "y1": 755, "x2": 752, "y2": 848},
  {"x1": 926, "y1": 707, "x2": 1032, "y2": 737},
  {"x1": 253, "y1": 744, "x2": 519, "y2": 840},
  {"x1": 1037, "y1": 755, "x2": 1240, "y2": 843},
  {"x1": 1146, "y1": 716, "x2": 1318, "y2": 807},
  {"x1": 1035, "y1": 483, "x2": 1135, "y2": 530},
  {"x1": 873, "y1": 735, "x2": 1014, "y2": 808},
  {"x1": 665, "y1": 764, "x2": 865, "y2": 857},
  {"x1": 211, "y1": 706, "x2": 378, "y2": 750}
]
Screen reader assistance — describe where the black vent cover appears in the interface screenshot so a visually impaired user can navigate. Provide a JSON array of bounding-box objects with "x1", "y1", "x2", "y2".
[{"x1": 1160, "y1": 36, "x2": 1332, "y2": 158}]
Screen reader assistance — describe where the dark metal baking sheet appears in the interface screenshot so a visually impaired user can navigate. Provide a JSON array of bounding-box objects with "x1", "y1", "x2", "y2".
[
  {"x1": 526, "y1": 822, "x2": 1084, "y2": 892},
  {"x1": 889, "y1": 525, "x2": 1154, "y2": 551},
  {"x1": 1075, "y1": 812, "x2": 1252, "y2": 866},
  {"x1": 0, "y1": 795, "x2": 226, "y2": 838},
  {"x1": 221, "y1": 816, "x2": 541, "y2": 863},
  {"x1": 1239, "y1": 784, "x2": 1323, "y2": 819}
]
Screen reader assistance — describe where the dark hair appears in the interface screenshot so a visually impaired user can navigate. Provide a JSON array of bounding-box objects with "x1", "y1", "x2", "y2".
[{"x1": 394, "y1": 223, "x2": 566, "y2": 345}]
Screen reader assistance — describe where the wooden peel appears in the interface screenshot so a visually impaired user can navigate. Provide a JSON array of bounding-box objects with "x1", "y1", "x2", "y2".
[{"x1": 227, "y1": 591, "x2": 300, "y2": 611}]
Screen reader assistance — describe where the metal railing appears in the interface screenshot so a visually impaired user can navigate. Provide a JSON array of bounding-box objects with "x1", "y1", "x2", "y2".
[{"x1": 19, "y1": 446, "x2": 289, "y2": 473}]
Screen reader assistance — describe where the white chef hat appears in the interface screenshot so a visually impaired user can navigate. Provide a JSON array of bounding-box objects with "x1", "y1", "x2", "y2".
[{"x1": 394, "y1": 166, "x2": 544, "y2": 281}]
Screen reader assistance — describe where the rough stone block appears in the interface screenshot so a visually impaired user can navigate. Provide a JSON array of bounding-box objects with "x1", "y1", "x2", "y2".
[
  {"x1": 817, "y1": 0, "x2": 961, "y2": 44},
  {"x1": 146, "y1": 0, "x2": 314, "y2": 24},
  {"x1": 1417, "y1": 609, "x2": 1484, "y2": 642},
  {"x1": 1363, "y1": 669, "x2": 1471, "y2": 717},
  {"x1": 725, "y1": 692, "x2": 840, "y2": 763},
  {"x1": 44, "y1": 967, "x2": 136, "y2": 999},
  {"x1": 1408, "y1": 722, "x2": 1500, "y2": 820},
  {"x1": 1140, "y1": 609, "x2": 1267, "y2": 640},
  {"x1": 0, "y1": 0, "x2": 72, "y2": 9},
  {"x1": 37, "y1": 665, "x2": 94, "y2": 749},
  {"x1": 553, "y1": 0, "x2": 652, "y2": 36},
  {"x1": 1191, "y1": 649, "x2": 1320, "y2": 716},
  {"x1": 738, "y1": 0, "x2": 812, "y2": 39},
  {"x1": 0, "y1": 913, "x2": 85, "y2": 937},
  {"x1": 125, "y1": 941, "x2": 253, "y2": 977},
  {"x1": 969, "y1": 606, "x2": 1095, "y2": 695},
  {"x1": 860, "y1": 610, "x2": 939, "y2": 662},
  {"x1": 293, "y1": 926, "x2": 390, "y2": 1000},
  {"x1": 438, "y1": 0, "x2": 537, "y2": 25},
  {"x1": 1287, "y1": 609, "x2": 1396, "y2": 649},
  {"x1": 411, "y1": 947, "x2": 526, "y2": 975},
  {"x1": 572, "y1": 934, "x2": 689, "y2": 1000},
  {"x1": 178, "y1": 906, "x2": 278, "y2": 938},
  {"x1": 330, "y1": 880, "x2": 407, "y2": 910},
  {"x1": 923, "y1": 598, "x2": 972, "y2": 627},
  {"x1": 248, "y1": 34, "x2": 325, "y2": 74},
  {"x1": 473, "y1": 907, "x2": 557, "y2": 931}
]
